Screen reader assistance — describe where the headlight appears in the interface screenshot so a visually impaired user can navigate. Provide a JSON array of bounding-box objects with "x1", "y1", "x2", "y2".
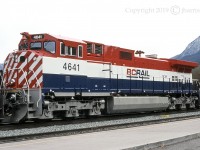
[{"x1": 10, "y1": 79, "x2": 15, "y2": 85}]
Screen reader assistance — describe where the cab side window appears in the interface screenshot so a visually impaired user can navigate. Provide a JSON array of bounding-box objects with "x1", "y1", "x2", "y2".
[
  {"x1": 60, "y1": 42, "x2": 65, "y2": 55},
  {"x1": 60, "y1": 42, "x2": 82, "y2": 58},
  {"x1": 78, "y1": 45, "x2": 83, "y2": 58},
  {"x1": 71, "y1": 47, "x2": 77, "y2": 56}
]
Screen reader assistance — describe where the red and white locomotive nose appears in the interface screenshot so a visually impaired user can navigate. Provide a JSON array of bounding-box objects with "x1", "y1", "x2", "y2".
[{"x1": 3, "y1": 50, "x2": 43, "y2": 89}]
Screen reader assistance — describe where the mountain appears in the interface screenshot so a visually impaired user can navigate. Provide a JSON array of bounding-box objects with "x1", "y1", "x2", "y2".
[{"x1": 172, "y1": 36, "x2": 200, "y2": 63}]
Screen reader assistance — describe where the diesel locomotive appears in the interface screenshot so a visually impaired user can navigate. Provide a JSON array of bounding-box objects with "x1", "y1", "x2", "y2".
[{"x1": 0, "y1": 32, "x2": 199, "y2": 123}]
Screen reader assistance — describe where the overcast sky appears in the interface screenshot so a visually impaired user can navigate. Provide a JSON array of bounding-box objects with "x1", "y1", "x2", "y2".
[{"x1": 0, "y1": 0, "x2": 200, "y2": 62}]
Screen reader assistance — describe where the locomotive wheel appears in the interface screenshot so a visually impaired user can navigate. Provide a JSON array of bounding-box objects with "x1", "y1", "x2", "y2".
[
  {"x1": 175, "y1": 104, "x2": 182, "y2": 110},
  {"x1": 186, "y1": 104, "x2": 190, "y2": 110},
  {"x1": 195, "y1": 100, "x2": 200, "y2": 109}
]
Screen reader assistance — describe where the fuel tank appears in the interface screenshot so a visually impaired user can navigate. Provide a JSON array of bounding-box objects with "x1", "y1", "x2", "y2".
[{"x1": 106, "y1": 96, "x2": 169, "y2": 114}]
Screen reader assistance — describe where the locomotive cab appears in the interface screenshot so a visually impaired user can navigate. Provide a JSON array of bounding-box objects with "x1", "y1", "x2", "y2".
[{"x1": 19, "y1": 32, "x2": 57, "y2": 56}]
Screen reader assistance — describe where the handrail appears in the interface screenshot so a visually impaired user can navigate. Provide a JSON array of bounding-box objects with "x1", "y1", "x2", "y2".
[
  {"x1": 28, "y1": 70, "x2": 41, "y2": 107},
  {"x1": 0, "y1": 74, "x2": 3, "y2": 89},
  {"x1": 0, "y1": 73, "x2": 5, "y2": 96}
]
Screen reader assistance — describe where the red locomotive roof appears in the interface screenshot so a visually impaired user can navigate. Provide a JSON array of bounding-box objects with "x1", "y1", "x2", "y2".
[
  {"x1": 51, "y1": 34, "x2": 86, "y2": 44},
  {"x1": 162, "y1": 58, "x2": 198, "y2": 69}
]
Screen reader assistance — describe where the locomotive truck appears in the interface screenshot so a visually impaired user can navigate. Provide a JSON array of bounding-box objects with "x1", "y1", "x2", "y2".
[{"x1": 0, "y1": 32, "x2": 199, "y2": 123}]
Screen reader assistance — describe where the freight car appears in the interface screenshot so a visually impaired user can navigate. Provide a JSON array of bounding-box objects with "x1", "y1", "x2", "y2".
[{"x1": 0, "y1": 32, "x2": 199, "y2": 123}]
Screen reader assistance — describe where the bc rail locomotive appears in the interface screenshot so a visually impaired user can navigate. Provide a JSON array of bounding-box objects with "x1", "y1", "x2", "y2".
[{"x1": 0, "y1": 32, "x2": 199, "y2": 123}]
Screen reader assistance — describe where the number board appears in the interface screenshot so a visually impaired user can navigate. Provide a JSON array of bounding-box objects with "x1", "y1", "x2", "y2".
[{"x1": 31, "y1": 34, "x2": 44, "y2": 40}]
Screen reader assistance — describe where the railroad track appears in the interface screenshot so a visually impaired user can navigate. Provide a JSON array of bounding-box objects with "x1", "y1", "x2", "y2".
[
  {"x1": 0, "y1": 109, "x2": 197, "y2": 130},
  {"x1": 0, "y1": 109, "x2": 200, "y2": 143}
]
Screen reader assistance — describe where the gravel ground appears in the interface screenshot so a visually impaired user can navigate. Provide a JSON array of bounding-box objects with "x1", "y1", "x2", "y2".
[{"x1": 1, "y1": 111, "x2": 200, "y2": 138}]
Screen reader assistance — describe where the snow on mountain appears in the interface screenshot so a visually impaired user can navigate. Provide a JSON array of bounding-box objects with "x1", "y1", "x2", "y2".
[{"x1": 172, "y1": 36, "x2": 200, "y2": 63}]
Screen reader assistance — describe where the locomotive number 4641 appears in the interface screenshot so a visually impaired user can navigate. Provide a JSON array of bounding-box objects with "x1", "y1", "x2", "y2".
[{"x1": 63, "y1": 63, "x2": 80, "y2": 71}]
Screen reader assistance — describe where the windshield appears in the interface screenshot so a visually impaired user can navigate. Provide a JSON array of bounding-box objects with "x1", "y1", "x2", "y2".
[
  {"x1": 30, "y1": 42, "x2": 42, "y2": 50},
  {"x1": 44, "y1": 41, "x2": 56, "y2": 53},
  {"x1": 19, "y1": 40, "x2": 28, "y2": 50}
]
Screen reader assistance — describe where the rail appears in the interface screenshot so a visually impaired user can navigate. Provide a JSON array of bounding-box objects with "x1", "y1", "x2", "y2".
[{"x1": 1, "y1": 109, "x2": 200, "y2": 141}]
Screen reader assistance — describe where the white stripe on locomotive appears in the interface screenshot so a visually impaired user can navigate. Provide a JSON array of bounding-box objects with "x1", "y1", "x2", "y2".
[{"x1": 42, "y1": 57, "x2": 192, "y2": 83}]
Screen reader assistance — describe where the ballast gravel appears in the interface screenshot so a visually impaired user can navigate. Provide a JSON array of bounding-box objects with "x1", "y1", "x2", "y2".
[{"x1": 1, "y1": 111, "x2": 200, "y2": 138}]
